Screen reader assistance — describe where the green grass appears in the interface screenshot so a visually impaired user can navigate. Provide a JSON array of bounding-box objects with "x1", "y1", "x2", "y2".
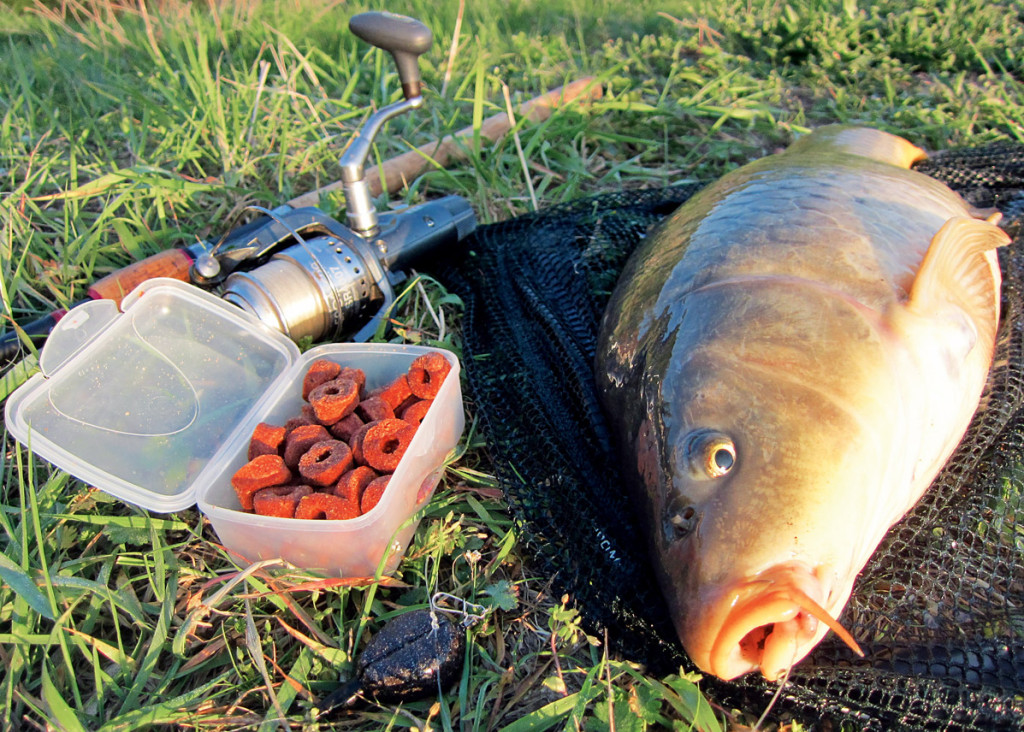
[{"x1": 1, "y1": 0, "x2": 1022, "y2": 729}]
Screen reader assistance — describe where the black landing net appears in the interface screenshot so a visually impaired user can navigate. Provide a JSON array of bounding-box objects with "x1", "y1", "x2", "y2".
[{"x1": 435, "y1": 143, "x2": 1024, "y2": 730}]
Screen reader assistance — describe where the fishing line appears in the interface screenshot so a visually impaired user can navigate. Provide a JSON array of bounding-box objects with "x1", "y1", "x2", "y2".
[
  {"x1": 245, "y1": 204, "x2": 333, "y2": 284},
  {"x1": 752, "y1": 655, "x2": 795, "y2": 732}
]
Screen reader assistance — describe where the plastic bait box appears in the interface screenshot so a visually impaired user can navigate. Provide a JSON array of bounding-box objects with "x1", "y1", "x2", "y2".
[{"x1": 4, "y1": 278, "x2": 464, "y2": 577}]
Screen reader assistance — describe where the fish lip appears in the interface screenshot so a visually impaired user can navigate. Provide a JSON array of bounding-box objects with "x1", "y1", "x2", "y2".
[{"x1": 698, "y1": 562, "x2": 833, "y2": 681}]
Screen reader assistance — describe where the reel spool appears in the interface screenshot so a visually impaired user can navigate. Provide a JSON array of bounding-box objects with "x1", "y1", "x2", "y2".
[{"x1": 219, "y1": 196, "x2": 475, "y2": 343}]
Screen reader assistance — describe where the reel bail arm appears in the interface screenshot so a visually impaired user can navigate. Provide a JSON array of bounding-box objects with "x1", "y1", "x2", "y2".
[{"x1": 340, "y1": 12, "x2": 433, "y2": 238}]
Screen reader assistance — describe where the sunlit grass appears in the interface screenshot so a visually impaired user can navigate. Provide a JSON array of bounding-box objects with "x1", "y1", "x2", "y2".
[{"x1": 2, "y1": 0, "x2": 1022, "y2": 729}]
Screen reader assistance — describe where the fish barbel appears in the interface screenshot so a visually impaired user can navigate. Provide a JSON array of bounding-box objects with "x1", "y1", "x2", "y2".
[{"x1": 595, "y1": 126, "x2": 1010, "y2": 681}]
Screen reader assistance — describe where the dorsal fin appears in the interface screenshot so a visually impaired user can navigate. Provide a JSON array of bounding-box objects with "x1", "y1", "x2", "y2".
[
  {"x1": 785, "y1": 126, "x2": 927, "y2": 169},
  {"x1": 906, "y1": 216, "x2": 1009, "y2": 343}
]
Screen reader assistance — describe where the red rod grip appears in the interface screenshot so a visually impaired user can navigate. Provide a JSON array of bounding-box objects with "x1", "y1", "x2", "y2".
[{"x1": 88, "y1": 249, "x2": 194, "y2": 306}]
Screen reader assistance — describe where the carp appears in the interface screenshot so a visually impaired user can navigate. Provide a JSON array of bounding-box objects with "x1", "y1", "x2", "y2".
[{"x1": 595, "y1": 126, "x2": 1009, "y2": 681}]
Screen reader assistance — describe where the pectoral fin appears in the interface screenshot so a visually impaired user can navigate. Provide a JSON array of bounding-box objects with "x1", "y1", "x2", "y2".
[
  {"x1": 905, "y1": 216, "x2": 1009, "y2": 351},
  {"x1": 909, "y1": 216, "x2": 1008, "y2": 315}
]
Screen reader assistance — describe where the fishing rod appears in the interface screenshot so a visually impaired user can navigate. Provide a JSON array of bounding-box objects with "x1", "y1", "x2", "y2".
[{"x1": 1, "y1": 11, "x2": 601, "y2": 360}]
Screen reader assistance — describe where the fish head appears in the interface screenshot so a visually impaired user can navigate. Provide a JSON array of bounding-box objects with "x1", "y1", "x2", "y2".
[{"x1": 637, "y1": 300, "x2": 887, "y2": 681}]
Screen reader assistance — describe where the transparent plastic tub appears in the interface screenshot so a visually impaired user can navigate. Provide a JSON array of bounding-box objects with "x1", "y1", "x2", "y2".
[{"x1": 4, "y1": 279, "x2": 464, "y2": 577}]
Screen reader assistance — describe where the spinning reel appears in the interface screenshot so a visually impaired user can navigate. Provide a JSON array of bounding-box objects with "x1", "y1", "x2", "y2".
[{"x1": 201, "y1": 12, "x2": 475, "y2": 343}]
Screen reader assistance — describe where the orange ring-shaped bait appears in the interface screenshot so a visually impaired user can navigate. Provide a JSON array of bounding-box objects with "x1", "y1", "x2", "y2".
[
  {"x1": 361, "y1": 418, "x2": 417, "y2": 473},
  {"x1": 284, "y1": 415, "x2": 316, "y2": 432},
  {"x1": 329, "y1": 412, "x2": 364, "y2": 443},
  {"x1": 248, "y1": 422, "x2": 286, "y2": 461},
  {"x1": 308, "y1": 377, "x2": 360, "y2": 425},
  {"x1": 302, "y1": 359, "x2": 341, "y2": 400},
  {"x1": 349, "y1": 420, "x2": 378, "y2": 466},
  {"x1": 294, "y1": 492, "x2": 360, "y2": 520},
  {"x1": 373, "y1": 374, "x2": 414, "y2": 411},
  {"x1": 252, "y1": 485, "x2": 312, "y2": 518},
  {"x1": 232, "y1": 454, "x2": 292, "y2": 510},
  {"x1": 334, "y1": 465, "x2": 377, "y2": 504},
  {"x1": 298, "y1": 439, "x2": 354, "y2": 486},
  {"x1": 407, "y1": 352, "x2": 451, "y2": 399},
  {"x1": 400, "y1": 399, "x2": 432, "y2": 426},
  {"x1": 361, "y1": 475, "x2": 391, "y2": 513},
  {"x1": 357, "y1": 395, "x2": 394, "y2": 422},
  {"x1": 283, "y1": 424, "x2": 331, "y2": 469},
  {"x1": 337, "y1": 366, "x2": 367, "y2": 396}
]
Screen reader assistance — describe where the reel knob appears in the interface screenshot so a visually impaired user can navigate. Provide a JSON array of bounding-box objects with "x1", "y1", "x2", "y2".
[{"x1": 349, "y1": 11, "x2": 432, "y2": 99}]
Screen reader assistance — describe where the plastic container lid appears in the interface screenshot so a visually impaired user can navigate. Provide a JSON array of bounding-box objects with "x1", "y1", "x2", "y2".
[{"x1": 4, "y1": 279, "x2": 300, "y2": 513}]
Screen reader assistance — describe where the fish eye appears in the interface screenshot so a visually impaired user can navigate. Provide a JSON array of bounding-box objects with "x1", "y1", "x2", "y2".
[{"x1": 683, "y1": 429, "x2": 736, "y2": 479}]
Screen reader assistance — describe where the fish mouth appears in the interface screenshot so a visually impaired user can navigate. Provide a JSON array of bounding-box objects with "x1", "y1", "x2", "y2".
[{"x1": 699, "y1": 563, "x2": 862, "y2": 681}]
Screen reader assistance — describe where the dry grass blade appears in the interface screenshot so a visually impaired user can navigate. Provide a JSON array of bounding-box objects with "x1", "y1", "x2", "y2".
[
  {"x1": 176, "y1": 559, "x2": 287, "y2": 650},
  {"x1": 243, "y1": 598, "x2": 287, "y2": 729},
  {"x1": 502, "y1": 82, "x2": 538, "y2": 212},
  {"x1": 441, "y1": 0, "x2": 465, "y2": 98},
  {"x1": 235, "y1": 575, "x2": 409, "y2": 599}
]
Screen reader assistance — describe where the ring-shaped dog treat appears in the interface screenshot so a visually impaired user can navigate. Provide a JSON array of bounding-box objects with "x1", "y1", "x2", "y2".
[
  {"x1": 298, "y1": 440, "x2": 354, "y2": 486},
  {"x1": 361, "y1": 418, "x2": 417, "y2": 473},
  {"x1": 407, "y1": 352, "x2": 451, "y2": 399}
]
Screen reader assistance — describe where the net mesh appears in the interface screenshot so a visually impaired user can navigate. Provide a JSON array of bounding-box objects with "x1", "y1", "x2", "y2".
[{"x1": 435, "y1": 143, "x2": 1024, "y2": 729}]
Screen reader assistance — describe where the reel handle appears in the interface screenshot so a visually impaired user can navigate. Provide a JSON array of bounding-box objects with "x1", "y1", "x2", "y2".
[{"x1": 349, "y1": 11, "x2": 432, "y2": 99}]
